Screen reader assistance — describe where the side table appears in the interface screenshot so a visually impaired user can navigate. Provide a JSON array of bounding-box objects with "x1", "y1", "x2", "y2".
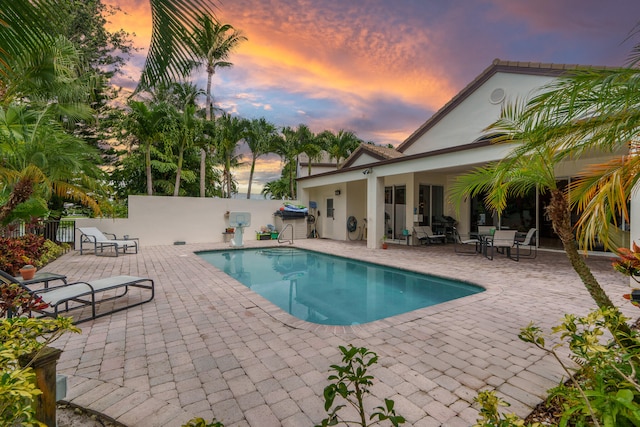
[{"x1": 15, "y1": 272, "x2": 67, "y2": 289}]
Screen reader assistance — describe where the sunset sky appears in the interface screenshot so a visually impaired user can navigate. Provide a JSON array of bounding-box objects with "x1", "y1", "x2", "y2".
[{"x1": 104, "y1": 0, "x2": 640, "y2": 195}]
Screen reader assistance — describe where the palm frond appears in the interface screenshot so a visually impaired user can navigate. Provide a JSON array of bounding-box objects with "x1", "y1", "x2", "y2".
[
  {"x1": 571, "y1": 156, "x2": 639, "y2": 250},
  {"x1": 0, "y1": 0, "x2": 64, "y2": 83},
  {"x1": 137, "y1": 0, "x2": 218, "y2": 91}
]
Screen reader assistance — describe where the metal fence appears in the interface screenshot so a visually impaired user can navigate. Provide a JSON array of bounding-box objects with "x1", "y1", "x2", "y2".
[{"x1": 0, "y1": 219, "x2": 76, "y2": 250}]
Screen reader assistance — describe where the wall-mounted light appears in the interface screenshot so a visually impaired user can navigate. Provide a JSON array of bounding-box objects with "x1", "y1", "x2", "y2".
[
  {"x1": 335, "y1": 189, "x2": 341, "y2": 196},
  {"x1": 362, "y1": 168, "x2": 373, "y2": 175}
]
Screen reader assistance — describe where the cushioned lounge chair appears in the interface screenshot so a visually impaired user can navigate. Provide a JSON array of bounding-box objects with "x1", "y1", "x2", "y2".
[
  {"x1": 0, "y1": 270, "x2": 154, "y2": 323},
  {"x1": 413, "y1": 226, "x2": 446, "y2": 245},
  {"x1": 78, "y1": 227, "x2": 138, "y2": 257}
]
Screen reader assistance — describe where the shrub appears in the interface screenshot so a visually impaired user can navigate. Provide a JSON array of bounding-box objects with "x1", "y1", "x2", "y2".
[
  {"x1": 0, "y1": 236, "x2": 65, "y2": 275},
  {"x1": 0, "y1": 316, "x2": 80, "y2": 426},
  {"x1": 316, "y1": 345, "x2": 405, "y2": 427},
  {"x1": 475, "y1": 308, "x2": 640, "y2": 427}
]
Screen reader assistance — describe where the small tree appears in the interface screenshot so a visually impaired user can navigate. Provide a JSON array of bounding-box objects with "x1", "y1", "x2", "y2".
[{"x1": 317, "y1": 345, "x2": 405, "y2": 427}]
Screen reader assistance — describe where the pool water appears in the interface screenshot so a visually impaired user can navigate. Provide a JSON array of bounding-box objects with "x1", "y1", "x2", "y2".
[{"x1": 197, "y1": 247, "x2": 484, "y2": 325}]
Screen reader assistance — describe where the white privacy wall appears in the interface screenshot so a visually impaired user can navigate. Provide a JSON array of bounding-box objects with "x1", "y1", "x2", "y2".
[{"x1": 74, "y1": 195, "x2": 300, "y2": 247}]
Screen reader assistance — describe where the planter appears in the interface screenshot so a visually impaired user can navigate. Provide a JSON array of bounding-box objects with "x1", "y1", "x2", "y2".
[
  {"x1": 19, "y1": 346, "x2": 63, "y2": 427},
  {"x1": 381, "y1": 243, "x2": 388, "y2": 249},
  {"x1": 20, "y1": 266, "x2": 37, "y2": 280}
]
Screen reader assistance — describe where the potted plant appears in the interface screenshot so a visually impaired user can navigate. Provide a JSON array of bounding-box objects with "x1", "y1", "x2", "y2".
[
  {"x1": 0, "y1": 282, "x2": 80, "y2": 426},
  {"x1": 19, "y1": 264, "x2": 36, "y2": 280},
  {"x1": 381, "y1": 235, "x2": 388, "y2": 249}
]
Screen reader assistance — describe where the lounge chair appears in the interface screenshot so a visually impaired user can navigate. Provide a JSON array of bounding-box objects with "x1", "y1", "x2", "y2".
[
  {"x1": 452, "y1": 227, "x2": 480, "y2": 255},
  {"x1": 516, "y1": 228, "x2": 537, "y2": 259},
  {"x1": 0, "y1": 270, "x2": 154, "y2": 323},
  {"x1": 413, "y1": 226, "x2": 446, "y2": 245},
  {"x1": 78, "y1": 227, "x2": 138, "y2": 257},
  {"x1": 484, "y1": 229, "x2": 519, "y2": 261}
]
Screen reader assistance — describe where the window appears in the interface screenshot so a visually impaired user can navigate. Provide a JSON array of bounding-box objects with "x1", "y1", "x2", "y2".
[{"x1": 327, "y1": 198, "x2": 334, "y2": 219}]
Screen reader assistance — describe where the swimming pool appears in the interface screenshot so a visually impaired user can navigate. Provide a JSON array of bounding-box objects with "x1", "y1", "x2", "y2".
[{"x1": 197, "y1": 247, "x2": 484, "y2": 325}]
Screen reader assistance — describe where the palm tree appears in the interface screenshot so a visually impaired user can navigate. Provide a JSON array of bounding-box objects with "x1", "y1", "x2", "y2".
[
  {"x1": 243, "y1": 117, "x2": 278, "y2": 198},
  {"x1": 168, "y1": 103, "x2": 201, "y2": 196},
  {"x1": 191, "y1": 15, "x2": 247, "y2": 120},
  {"x1": 322, "y1": 129, "x2": 362, "y2": 168},
  {"x1": 261, "y1": 178, "x2": 290, "y2": 200},
  {"x1": 125, "y1": 100, "x2": 170, "y2": 195},
  {"x1": 503, "y1": 67, "x2": 640, "y2": 252},
  {"x1": 0, "y1": 104, "x2": 106, "y2": 224},
  {"x1": 190, "y1": 14, "x2": 247, "y2": 196},
  {"x1": 450, "y1": 135, "x2": 616, "y2": 313},
  {"x1": 215, "y1": 113, "x2": 246, "y2": 198},
  {"x1": 276, "y1": 126, "x2": 302, "y2": 199},
  {"x1": 450, "y1": 98, "x2": 632, "y2": 338},
  {"x1": 153, "y1": 82, "x2": 204, "y2": 196}
]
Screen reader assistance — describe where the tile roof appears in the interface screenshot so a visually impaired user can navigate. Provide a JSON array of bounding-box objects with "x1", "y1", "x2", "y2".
[{"x1": 340, "y1": 143, "x2": 403, "y2": 169}]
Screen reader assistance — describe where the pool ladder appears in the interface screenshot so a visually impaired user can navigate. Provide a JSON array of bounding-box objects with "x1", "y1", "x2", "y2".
[{"x1": 278, "y1": 223, "x2": 294, "y2": 244}]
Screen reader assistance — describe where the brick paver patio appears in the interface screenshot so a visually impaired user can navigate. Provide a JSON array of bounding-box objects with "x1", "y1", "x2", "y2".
[{"x1": 46, "y1": 239, "x2": 634, "y2": 426}]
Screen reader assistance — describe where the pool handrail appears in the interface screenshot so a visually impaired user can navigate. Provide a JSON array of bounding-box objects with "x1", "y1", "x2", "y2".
[{"x1": 278, "y1": 223, "x2": 294, "y2": 244}]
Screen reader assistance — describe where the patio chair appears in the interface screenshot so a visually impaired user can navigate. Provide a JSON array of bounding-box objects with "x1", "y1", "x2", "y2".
[
  {"x1": 484, "y1": 229, "x2": 519, "y2": 261},
  {"x1": 78, "y1": 227, "x2": 138, "y2": 257},
  {"x1": 413, "y1": 226, "x2": 446, "y2": 245},
  {"x1": 452, "y1": 227, "x2": 480, "y2": 255},
  {"x1": 0, "y1": 270, "x2": 154, "y2": 323},
  {"x1": 515, "y1": 228, "x2": 537, "y2": 259}
]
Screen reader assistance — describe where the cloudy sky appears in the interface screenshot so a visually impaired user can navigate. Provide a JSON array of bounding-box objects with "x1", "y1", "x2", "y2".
[{"x1": 104, "y1": 0, "x2": 640, "y2": 196}]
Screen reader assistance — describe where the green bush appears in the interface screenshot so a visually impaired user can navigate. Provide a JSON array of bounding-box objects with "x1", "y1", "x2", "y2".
[
  {"x1": 476, "y1": 308, "x2": 640, "y2": 427},
  {"x1": 0, "y1": 316, "x2": 80, "y2": 426}
]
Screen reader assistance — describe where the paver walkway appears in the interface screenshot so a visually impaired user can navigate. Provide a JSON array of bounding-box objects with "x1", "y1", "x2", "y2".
[{"x1": 47, "y1": 239, "x2": 634, "y2": 426}]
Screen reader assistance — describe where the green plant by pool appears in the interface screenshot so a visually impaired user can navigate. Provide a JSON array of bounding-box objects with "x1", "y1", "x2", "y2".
[{"x1": 197, "y1": 247, "x2": 484, "y2": 325}]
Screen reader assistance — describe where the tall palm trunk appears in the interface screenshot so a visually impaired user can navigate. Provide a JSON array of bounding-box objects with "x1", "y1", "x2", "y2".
[
  {"x1": 145, "y1": 142, "x2": 153, "y2": 195},
  {"x1": 547, "y1": 190, "x2": 631, "y2": 336},
  {"x1": 548, "y1": 190, "x2": 615, "y2": 309},
  {"x1": 247, "y1": 153, "x2": 257, "y2": 199},
  {"x1": 173, "y1": 145, "x2": 184, "y2": 196},
  {"x1": 225, "y1": 156, "x2": 232, "y2": 198},
  {"x1": 200, "y1": 148, "x2": 207, "y2": 196},
  {"x1": 200, "y1": 69, "x2": 215, "y2": 197}
]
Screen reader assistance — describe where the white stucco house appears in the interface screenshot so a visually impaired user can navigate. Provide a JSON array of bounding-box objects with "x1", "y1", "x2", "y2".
[{"x1": 297, "y1": 59, "x2": 637, "y2": 250}]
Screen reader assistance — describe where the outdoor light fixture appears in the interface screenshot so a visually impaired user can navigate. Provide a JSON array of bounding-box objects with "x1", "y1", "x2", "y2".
[
  {"x1": 335, "y1": 189, "x2": 341, "y2": 196},
  {"x1": 362, "y1": 168, "x2": 372, "y2": 175}
]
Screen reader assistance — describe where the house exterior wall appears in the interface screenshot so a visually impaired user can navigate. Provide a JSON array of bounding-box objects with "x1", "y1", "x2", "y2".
[
  {"x1": 401, "y1": 73, "x2": 554, "y2": 156},
  {"x1": 346, "y1": 181, "x2": 367, "y2": 240},
  {"x1": 297, "y1": 63, "x2": 635, "y2": 249}
]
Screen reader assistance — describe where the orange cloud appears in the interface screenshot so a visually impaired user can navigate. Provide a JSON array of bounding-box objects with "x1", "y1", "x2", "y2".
[{"x1": 105, "y1": 0, "x2": 456, "y2": 116}]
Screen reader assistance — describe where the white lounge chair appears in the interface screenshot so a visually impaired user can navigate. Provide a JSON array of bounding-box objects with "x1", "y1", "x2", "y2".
[
  {"x1": 78, "y1": 227, "x2": 138, "y2": 257},
  {"x1": 413, "y1": 226, "x2": 446, "y2": 245},
  {"x1": 0, "y1": 270, "x2": 154, "y2": 323}
]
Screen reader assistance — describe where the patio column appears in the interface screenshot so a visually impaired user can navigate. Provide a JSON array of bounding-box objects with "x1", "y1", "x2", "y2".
[
  {"x1": 632, "y1": 182, "x2": 640, "y2": 249},
  {"x1": 631, "y1": 182, "x2": 640, "y2": 286},
  {"x1": 366, "y1": 173, "x2": 385, "y2": 249}
]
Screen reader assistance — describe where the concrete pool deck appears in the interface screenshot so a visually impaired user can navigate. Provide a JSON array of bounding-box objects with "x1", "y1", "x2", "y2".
[{"x1": 48, "y1": 239, "x2": 635, "y2": 426}]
